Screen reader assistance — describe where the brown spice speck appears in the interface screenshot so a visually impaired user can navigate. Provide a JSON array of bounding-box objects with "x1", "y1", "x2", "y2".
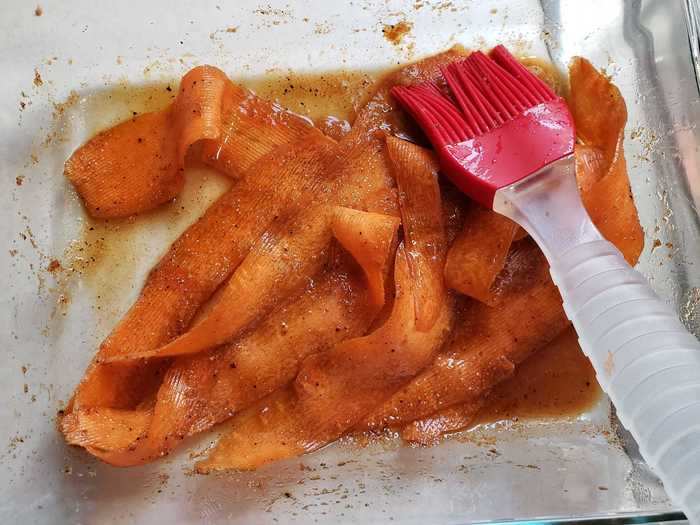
[
  {"x1": 33, "y1": 69, "x2": 43, "y2": 87},
  {"x1": 47, "y1": 259, "x2": 61, "y2": 272},
  {"x1": 226, "y1": 26, "x2": 237, "y2": 32},
  {"x1": 34, "y1": 5, "x2": 43, "y2": 16},
  {"x1": 16, "y1": 175, "x2": 25, "y2": 186},
  {"x1": 382, "y1": 20, "x2": 413, "y2": 45}
]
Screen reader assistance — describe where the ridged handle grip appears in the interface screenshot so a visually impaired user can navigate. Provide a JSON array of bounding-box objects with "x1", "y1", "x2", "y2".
[{"x1": 550, "y1": 239, "x2": 700, "y2": 522}]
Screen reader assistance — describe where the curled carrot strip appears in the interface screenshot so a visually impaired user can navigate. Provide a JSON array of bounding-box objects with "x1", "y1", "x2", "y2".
[
  {"x1": 63, "y1": 209, "x2": 398, "y2": 465},
  {"x1": 443, "y1": 207, "x2": 519, "y2": 305},
  {"x1": 386, "y1": 136, "x2": 447, "y2": 331},
  {"x1": 65, "y1": 66, "x2": 228, "y2": 218},
  {"x1": 196, "y1": 244, "x2": 453, "y2": 472},
  {"x1": 359, "y1": 241, "x2": 564, "y2": 432},
  {"x1": 65, "y1": 66, "x2": 314, "y2": 218},
  {"x1": 569, "y1": 57, "x2": 643, "y2": 265},
  {"x1": 105, "y1": 207, "x2": 399, "y2": 362}
]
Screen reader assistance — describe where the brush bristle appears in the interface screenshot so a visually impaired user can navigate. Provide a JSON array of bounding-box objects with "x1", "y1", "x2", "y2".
[
  {"x1": 391, "y1": 84, "x2": 470, "y2": 146},
  {"x1": 490, "y1": 45, "x2": 556, "y2": 102},
  {"x1": 391, "y1": 45, "x2": 557, "y2": 143}
]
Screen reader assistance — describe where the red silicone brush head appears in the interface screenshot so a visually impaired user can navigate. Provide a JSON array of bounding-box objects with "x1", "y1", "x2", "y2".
[{"x1": 391, "y1": 45, "x2": 575, "y2": 208}]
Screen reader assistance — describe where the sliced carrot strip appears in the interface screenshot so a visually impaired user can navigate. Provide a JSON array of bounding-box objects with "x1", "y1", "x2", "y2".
[
  {"x1": 569, "y1": 60, "x2": 626, "y2": 169},
  {"x1": 569, "y1": 57, "x2": 643, "y2": 265},
  {"x1": 196, "y1": 245, "x2": 453, "y2": 472},
  {"x1": 69, "y1": 132, "x2": 335, "y2": 410},
  {"x1": 106, "y1": 207, "x2": 399, "y2": 361},
  {"x1": 386, "y1": 136, "x2": 447, "y2": 331},
  {"x1": 65, "y1": 257, "x2": 379, "y2": 465},
  {"x1": 360, "y1": 241, "x2": 565, "y2": 432},
  {"x1": 330, "y1": 208, "x2": 400, "y2": 307},
  {"x1": 64, "y1": 209, "x2": 397, "y2": 465},
  {"x1": 65, "y1": 109, "x2": 182, "y2": 219},
  {"x1": 201, "y1": 93, "x2": 314, "y2": 177},
  {"x1": 444, "y1": 206, "x2": 519, "y2": 305},
  {"x1": 400, "y1": 398, "x2": 488, "y2": 446},
  {"x1": 65, "y1": 65, "x2": 314, "y2": 218},
  {"x1": 65, "y1": 66, "x2": 228, "y2": 218}
]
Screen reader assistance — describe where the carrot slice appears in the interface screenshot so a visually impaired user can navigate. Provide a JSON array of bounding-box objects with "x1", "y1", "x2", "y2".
[
  {"x1": 400, "y1": 399, "x2": 488, "y2": 446},
  {"x1": 196, "y1": 245, "x2": 453, "y2": 472},
  {"x1": 65, "y1": 66, "x2": 314, "y2": 218},
  {"x1": 330, "y1": 208, "x2": 400, "y2": 307},
  {"x1": 65, "y1": 66, "x2": 229, "y2": 218},
  {"x1": 64, "y1": 256, "x2": 380, "y2": 465},
  {"x1": 443, "y1": 206, "x2": 519, "y2": 305},
  {"x1": 65, "y1": 109, "x2": 182, "y2": 219},
  {"x1": 569, "y1": 57, "x2": 643, "y2": 265},
  {"x1": 68, "y1": 132, "x2": 335, "y2": 409},
  {"x1": 63, "y1": 209, "x2": 398, "y2": 465},
  {"x1": 360, "y1": 241, "x2": 565, "y2": 432},
  {"x1": 386, "y1": 136, "x2": 447, "y2": 331},
  {"x1": 201, "y1": 93, "x2": 314, "y2": 177},
  {"x1": 105, "y1": 207, "x2": 399, "y2": 361}
]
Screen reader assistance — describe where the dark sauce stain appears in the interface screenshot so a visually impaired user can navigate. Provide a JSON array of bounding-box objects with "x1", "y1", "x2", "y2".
[
  {"x1": 240, "y1": 70, "x2": 377, "y2": 132},
  {"x1": 382, "y1": 21, "x2": 413, "y2": 45},
  {"x1": 474, "y1": 328, "x2": 601, "y2": 424}
]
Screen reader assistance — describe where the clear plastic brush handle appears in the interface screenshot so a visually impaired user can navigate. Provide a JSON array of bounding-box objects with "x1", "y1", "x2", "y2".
[{"x1": 494, "y1": 155, "x2": 700, "y2": 524}]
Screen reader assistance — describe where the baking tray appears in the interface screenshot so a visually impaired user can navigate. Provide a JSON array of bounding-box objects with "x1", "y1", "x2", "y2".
[{"x1": 1, "y1": 0, "x2": 699, "y2": 523}]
